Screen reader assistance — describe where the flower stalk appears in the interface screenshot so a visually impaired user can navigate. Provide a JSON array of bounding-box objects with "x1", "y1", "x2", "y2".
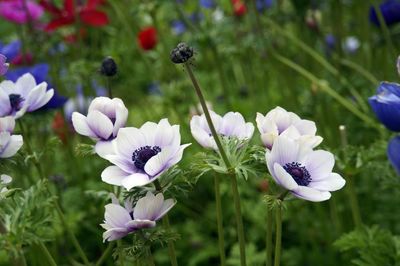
[
  {"x1": 214, "y1": 175, "x2": 226, "y2": 266},
  {"x1": 273, "y1": 205, "x2": 282, "y2": 266},
  {"x1": 265, "y1": 208, "x2": 273, "y2": 266},
  {"x1": 183, "y1": 61, "x2": 247, "y2": 266}
]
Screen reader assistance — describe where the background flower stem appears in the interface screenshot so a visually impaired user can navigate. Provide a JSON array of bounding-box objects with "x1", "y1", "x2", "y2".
[
  {"x1": 214, "y1": 174, "x2": 226, "y2": 266},
  {"x1": 37, "y1": 241, "x2": 57, "y2": 266},
  {"x1": 265, "y1": 208, "x2": 273, "y2": 266},
  {"x1": 95, "y1": 242, "x2": 115, "y2": 266}
]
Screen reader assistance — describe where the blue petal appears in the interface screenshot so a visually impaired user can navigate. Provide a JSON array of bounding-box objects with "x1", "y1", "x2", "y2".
[
  {"x1": 369, "y1": 0, "x2": 400, "y2": 27},
  {"x1": 377, "y1": 81, "x2": 400, "y2": 97},
  {"x1": 199, "y1": 0, "x2": 215, "y2": 8},
  {"x1": 0, "y1": 40, "x2": 21, "y2": 61},
  {"x1": 388, "y1": 136, "x2": 400, "y2": 175},
  {"x1": 368, "y1": 95, "x2": 400, "y2": 132}
]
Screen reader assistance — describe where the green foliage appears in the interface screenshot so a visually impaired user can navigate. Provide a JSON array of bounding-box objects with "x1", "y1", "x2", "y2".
[
  {"x1": 0, "y1": 180, "x2": 57, "y2": 259},
  {"x1": 334, "y1": 226, "x2": 400, "y2": 266}
]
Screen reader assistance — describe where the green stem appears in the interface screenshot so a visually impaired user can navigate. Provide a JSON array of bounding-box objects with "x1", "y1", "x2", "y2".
[
  {"x1": 146, "y1": 246, "x2": 156, "y2": 266},
  {"x1": 338, "y1": 58, "x2": 379, "y2": 85},
  {"x1": 273, "y1": 205, "x2": 282, "y2": 266},
  {"x1": 214, "y1": 175, "x2": 226, "y2": 266},
  {"x1": 117, "y1": 240, "x2": 124, "y2": 266},
  {"x1": 272, "y1": 53, "x2": 382, "y2": 131},
  {"x1": 37, "y1": 242, "x2": 57, "y2": 266},
  {"x1": 95, "y1": 242, "x2": 115, "y2": 266},
  {"x1": 183, "y1": 62, "x2": 246, "y2": 266},
  {"x1": 372, "y1": 2, "x2": 396, "y2": 58},
  {"x1": 154, "y1": 180, "x2": 178, "y2": 266},
  {"x1": 265, "y1": 208, "x2": 273, "y2": 266},
  {"x1": 18, "y1": 120, "x2": 91, "y2": 266}
]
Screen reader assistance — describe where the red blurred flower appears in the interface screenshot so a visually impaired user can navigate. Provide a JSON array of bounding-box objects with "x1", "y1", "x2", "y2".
[
  {"x1": 232, "y1": 0, "x2": 246, "y2": 17},
  {"x1": 52, "y1": 111, "x2": 69, "y2": 144},
  {"x1": 137, "y1": 27, "x2": 157, "y2": 51},
  {"x1": 40, "y1": 0, "x2": 108, "y2": 32},
  {"x1": 11, "y1": 53, "x2": 33, "y2": 65}
]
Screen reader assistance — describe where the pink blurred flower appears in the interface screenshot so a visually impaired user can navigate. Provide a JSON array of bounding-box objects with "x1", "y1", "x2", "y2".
[{"x1": 0, "y1": 0, "x2": 44, "y2": 24}]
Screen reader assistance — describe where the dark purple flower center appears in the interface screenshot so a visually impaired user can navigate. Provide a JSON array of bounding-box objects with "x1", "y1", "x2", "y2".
[
  {"x1": 9, "y1": 94, "x2": 24, "y2": 113},
  {"x1": 283, "y1": 162, "x2": 311, "y2": 186},
  {"x1": 132, "y1": 146, "x2": 161, "y2": 170}
]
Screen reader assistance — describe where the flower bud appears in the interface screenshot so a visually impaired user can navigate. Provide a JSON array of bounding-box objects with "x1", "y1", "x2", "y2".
[
  {"x1": 100, "y1": 56, "x2": 117, "y2": 77},
  {"x1": 170, "y1": 42, "x2": 194, "y2": 64}
]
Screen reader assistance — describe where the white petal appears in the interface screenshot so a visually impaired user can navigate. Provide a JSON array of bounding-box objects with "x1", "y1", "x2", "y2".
[
  {"x1": 120, "y1": 173, "x2": 151, "y2": 190},
  {"x1": 191, "y1": 124, "x2": 216, "y2": 150},
  {"x1": 273, "y1": 163, "x2": 299, "y2": 190},
  {"x1": 71, "y1": 112, "x2": 96, "y2": 138},
  {"x1": 144, "y1": 145, "x2": 180, "y2": 177},
  {"x1": 103, "y1": 228, "x2": 129, "y2": 242},
  {"x1": 133, "y1": 192, "x2": 164, "y2": 220},
  {"x1": 267, "y1": 136, "x2": 300, "y2": 176},
  {"x1": 16, "y1": 73, "x2": 36, "y2": 97},
  {"x1": 294, "y1": 119, "x2": 317, "y2": 135},
  {"x1": 0, "y1": 134, "x2": 23, "y2": 158},
  {"x1": 115, "y1": 127, "x2": 146, "y2": 158},
  {"x1": 87, "y1": 110, "x2": 114, "y2": 140},
  {"x1": 112, "y1": 98, "x2": 128, "y2": 137},
  {"x1": 292, "y1": 186, "x2": 331, "y2": 202},
  {"x1": 154, "y1": 199, "x2": 175, "y2": 221},
  {"x1": 154, "y1": 119, "x2": 174, "y2": 147},
  {"x1": 0, "y1": 80, "x2": 17, "y2": 94},
  {"x1": 0, "y1": 116, "x2": 15, "y2": 132},
  {"x1": 95, "y1": 141, "x2": 115, "y2": 158},
  {"x1": 309, "y1": 173, "x2": 346, "y2": 191},
  {"x1": 104, "y1": 203, "x2": 132, "y2": 228},
  {"x1": 0, "y1": 174, "x2": 12, "y2": 184},
  {"x1": 304, "y1": 150, "x2": 335, "y2": 180},
  {"x1": 103, "y1": 154, "x2": 135, "y2": 173},
  {"x1": 101, "y1": 166, "x2": 130, "y2": 186}
]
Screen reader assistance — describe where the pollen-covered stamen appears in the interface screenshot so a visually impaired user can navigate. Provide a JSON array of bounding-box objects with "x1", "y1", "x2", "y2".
[
  {"x1": 9, "y1": 94, "x2": 24, "y2": 112},
  {"x1": 283, "y1": 162, "x2": 311, "y2": 186},
  {"x1": 132, "y1": 146, "x2": 162, "y2": 170}
]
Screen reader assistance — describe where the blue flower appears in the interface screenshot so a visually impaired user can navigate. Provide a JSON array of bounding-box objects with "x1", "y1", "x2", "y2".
[
  {"x1": 199, "y1": 0, "x2": 215, "y2": 9},
  {"x1": 369, "y1": 82, "x2": 400, "y2": 132},
  {"x1": 325, "y1": 34, "x2": 336, "y2": 50},
  {"x1": 5, "y1": 64, "x2": 67, "y2": 110},
  {"x1": 369, "y1": 0, "x2": 400, "y2": 27},
  {"x1": 171, "y1": 20, "x2": 186, "y2": 35},
  {"x1": 256, "y1": 0, "x2": 273, "y2": 12},
  {"x1": 388, "y1": 136, "x2": 400, "y2": 175},
  {"x1": 0, "y1": 40, "x2": 21, "y2": 61}
]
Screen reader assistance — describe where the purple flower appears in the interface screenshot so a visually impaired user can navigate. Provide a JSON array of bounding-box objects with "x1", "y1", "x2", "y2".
[
  {"x1": 0, "y1": 0, "x2": 44, "y2": 24},
  {"x1": 0, "y1": 40, "x2": 21, "y2": 61},
  {"x1": 72, "y1": 97, "x2": 128, "y2": 156},
  {"x1": 101, "y1": 192, "x2": 175, "y2": 242},
  {"x1": 368, "y1": 82, "x2": 400, "y2": 132},
  {"x1": 266, "y1": 136, "x2": 345, "y2": 202},
  {"x1": 5, "y1": 63, "x2": 67, "y2": 110},
  {"x1": 0, "y1": 54, "x2": 9, "y2": 76},
  {"x1": 256, "y1": 0, "x2": 273, "y2": 12},
  {"x1": 369, "y1": 0, "x2": 400, "y2": 27},
  {"x1": 325, "y1": 34, "x2": 336, "y2": 50},
  {"x1": 256, "y1": 107, "x2": 322, "y2": 150},
  {"x1": 190, "y1": 111, "x2": 254, "y2": 150},
  {"x1": 0, "y1": 73, "x2": 54, "y2": 118},
  {"x1": 0, "y1": 116, "x2": 23, "y2": 158},
  {"x1": 101, "y1": 119, "x2": 190, "y2": 190},
  {"x1": 171, "y1": 20, "x2": 186, "y2": 35},
  {"x1": 388, "y1": 136, "x2": 400, "y2": 175}
]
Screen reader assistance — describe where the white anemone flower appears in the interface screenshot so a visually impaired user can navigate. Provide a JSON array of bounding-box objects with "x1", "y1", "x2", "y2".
[
  {"x1": 101, "y1": 119, "x2": 190, "y2": 190},
  {"x1": 266, "y1": 135, "x2": 345, "y2": 202},
  {"x1": 256, "y1": 106, "x2": 322, "y2": 149},
  {"x1": 101, "y1": 192, "x2": 175, "y2": 242},
  {"x1": 190, "y1": 111, "x2": 254, "y2": 150},
  {"x1": 0, "y1": 116, "x2": 23, "y2": 158},
  {"x1": 72, "y1": 97, "x2": 128, "y2": 156},
  {"x1": 0, "y1": 73, "x2": 54, "y2": 119},
  {"x1": 0, "y1": 174, "x2": 12, "y2": 194}
]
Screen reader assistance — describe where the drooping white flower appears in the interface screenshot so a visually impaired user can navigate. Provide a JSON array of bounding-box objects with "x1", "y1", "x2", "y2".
[
  {"x1": 0, "y1": 73, "x2": 54, "y2": 118},
  {"x1": 190, "y1": 111, "x2": 254, "y2": 150},
  {"x1": 256, "y1": 106, "x2": 322, "y2": 149},
  {"x1": 72, "y1": 96, "x2": 128, "y2": 156},
  {"x1": 266, "y1": 135, "x2": 345, "y2": 202},
  {"x1": 101, "y1": 192, "x2": 175, "y2": 242},
  {"x1": 101, "y1": 118, "x2": 190, "y2": 190},
  {"x1": 0, "y1": 116, "x2": 22, "y2": 158}
]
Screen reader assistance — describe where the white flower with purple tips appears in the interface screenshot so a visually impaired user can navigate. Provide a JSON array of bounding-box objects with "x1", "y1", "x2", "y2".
[
  {"x1": 0, "y1": 73, "x2": 54, "y2": 118},
  {"x1": 72, "y1": 96, "x2": 128, "y2": 156},
  {"x1": 101, "y1": 118, "x2": 190, "y2": 190},
  {"x1": 0, "y1": 116, "x2": 23, "y2": 158},
  {"x1": 256, "y1": 106, "x2": 322, "y2": 149},
  {"x1": 190, "y1": 111, "x2": 254, "y2": 150},
  {"x1": 101, "y1": 192, "x2": 175, "y2": 242},
  {"x1": 0, "y1": 54, "x2": 9, "y2": 76},
  {"x1": 266, "y1": 136, "x2": 345, "y2": 202}
]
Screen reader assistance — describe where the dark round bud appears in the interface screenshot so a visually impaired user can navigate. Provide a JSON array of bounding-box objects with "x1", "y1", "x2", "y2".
[
  {"x1": 100, "y1": 56, "x2": 117, "y2": 77},
  {"x1": 170, "y1": 42, "x2": 194, "y2": 64}
]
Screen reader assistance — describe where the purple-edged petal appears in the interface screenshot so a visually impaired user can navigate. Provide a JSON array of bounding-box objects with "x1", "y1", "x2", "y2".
[
  {"x1": 87, "y1": 110, "x2": 114, "y2": 140},
  {"x1": 133, "y1": 192, "x2": 164, "y2": 220},
  {"x1": 154, "y1": 199, "x2": 175, "y2": 221},
  {"x1": 304, "y1": 150, "x2": 335, "y2": 180},
  {"x1": 103, "y1": 154, "x2": 135, "y2": 173},
  {"x1": 144, "y1": 145, "x2": 180, "y2": 177},
  {"x1": 115, "y1": 127, "x2": 146, "y2": 158},
  {"x1": 267, "y1": 136, "x2": 300, "y2": 175},
  {"x1": 104, "y1": 203, "x2": 132, "y2": 228},
  {"x1": 292, "y1": 186, "x2": 331, "y2": 202},
  {"x1": 126, "y1": 220, "x2": 156, "y2": 229},
  {"x1": 0, "y1": 116, "x2": 15, "y2": 133},
  {"x1": 0, "y1": 133, "x2": 23, "y2": 158},
  {"x1": 102, "y1": 228, "x2": 129, "y2": 242}
]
